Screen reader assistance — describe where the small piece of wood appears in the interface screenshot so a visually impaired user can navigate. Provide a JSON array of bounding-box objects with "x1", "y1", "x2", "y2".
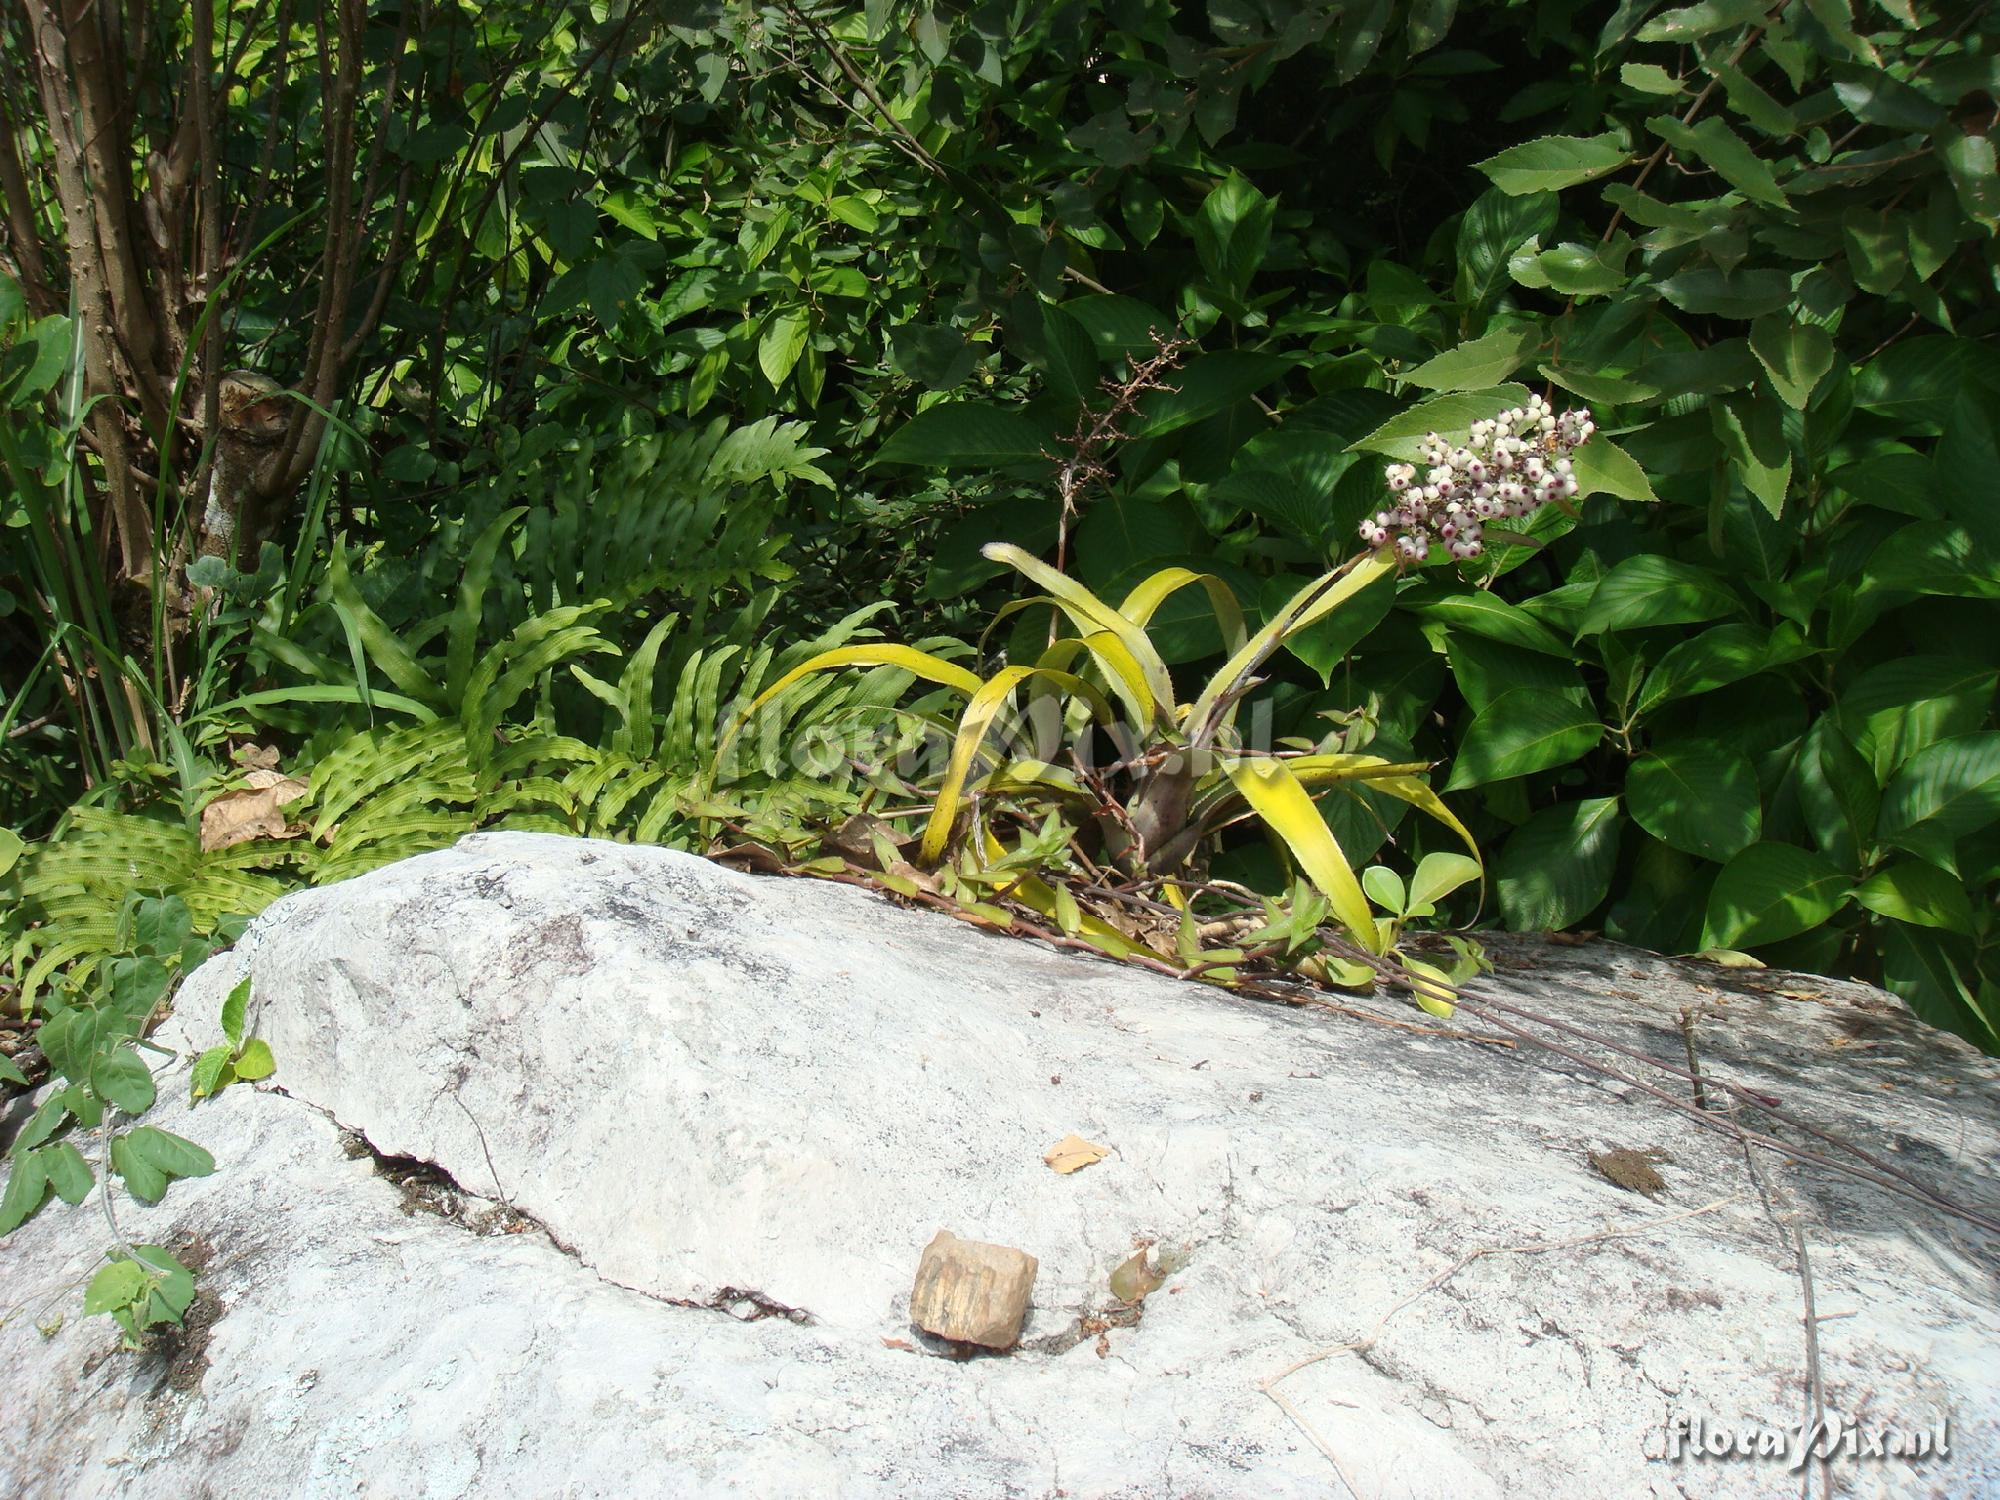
[{"x1": 909, "y1": 1230, "x2": 1038, "y2": 1349}]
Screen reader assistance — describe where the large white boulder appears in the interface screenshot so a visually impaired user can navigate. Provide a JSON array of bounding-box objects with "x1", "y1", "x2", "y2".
[{"x1": 2, "y1": 831, "x2": 1994, "y2": 1497}]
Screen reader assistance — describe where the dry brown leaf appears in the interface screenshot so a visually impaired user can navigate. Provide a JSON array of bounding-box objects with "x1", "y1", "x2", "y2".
[
  {"x1": 1043, "y1": 1134, "x2": 1109, "y2": 1174},
  {"x1": 199, "y1": 769, "x2": 309, "y2": 851}
]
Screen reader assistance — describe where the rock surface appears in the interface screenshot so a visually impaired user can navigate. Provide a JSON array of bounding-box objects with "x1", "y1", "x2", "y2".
[{"x1": 2, "y1": 830, "x2": 1996, "y2": 1498}]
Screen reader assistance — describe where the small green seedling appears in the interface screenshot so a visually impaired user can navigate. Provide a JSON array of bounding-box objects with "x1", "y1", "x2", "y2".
[
  {"x1": 84, "y1": 1244, "x2": 195, "y2": 1349},
  {"x1": 1358, "y1": 852, "x2": 1491, "y2": 1017},
  {"x1": 191, "y1": 977, "x2": 275, "y2": 1102}
]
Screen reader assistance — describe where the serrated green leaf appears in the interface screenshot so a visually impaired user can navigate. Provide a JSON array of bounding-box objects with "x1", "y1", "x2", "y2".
[
  {"x1": 1474, "y1": 134, "x2": 1631, "y2": 195},
  {"x1": 1636, "y1": 0, "x2": 1768, "y2": 41},
  {"x1": 1647, "y1": 116, "x2": 1788, "y2": 208},
  {"x1": 1347, "y1": 385, "x2": 1534, "y2": 461},
  {"x1": 1571, "y1": 438, "x2": 1657, "y2": 502},
  {"x1": 1403, "y1": 327, "x2": 1539, "y2": 392},
  {"x1": 1749, "y1": 318, "x2": 1835, "y2": 409}
]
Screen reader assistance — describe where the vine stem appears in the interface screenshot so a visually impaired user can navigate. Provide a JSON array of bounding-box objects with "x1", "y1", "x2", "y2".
[{"x1": 98, "y1": 1106, "x2": 133, "y2": 1261}]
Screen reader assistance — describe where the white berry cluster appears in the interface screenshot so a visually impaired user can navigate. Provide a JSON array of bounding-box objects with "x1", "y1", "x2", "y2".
[{"x1": 1359, "y1": 395, "x2": 1596, "y2": 562}]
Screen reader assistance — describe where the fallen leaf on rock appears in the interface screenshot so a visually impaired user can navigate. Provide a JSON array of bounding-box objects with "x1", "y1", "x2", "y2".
[
  {"x1": 199, "y1": 770, "x2": 309, "y2": 851},
  {"x1": 1696, "y1": 948, "x2": 1766, "y2": 968},
  {"x1": 1110, "y1": 1249, "x2": 1165, "y2": 1305},
  {"x1": 1043, "y1": 1134, "x2": 1108, "y2": 1174}
]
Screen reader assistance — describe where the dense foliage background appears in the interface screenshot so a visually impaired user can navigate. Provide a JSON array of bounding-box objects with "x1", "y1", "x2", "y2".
[{"x1": 3, "y1": 0, "x2": 1996, "y2": 1048}]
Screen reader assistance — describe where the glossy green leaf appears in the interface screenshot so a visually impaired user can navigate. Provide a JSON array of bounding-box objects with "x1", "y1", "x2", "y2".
[
  {"x1": 1712, "y1": 395, "x2": 1791, "y2": 519},
  {"x1": 1408, "y1": 851, "x2": 1481, "y2": 910},
  {"x1": 1647, "y1": 116, "x2": 1788, "y2": 207},
  {"x1": 1130, "y1": 351, "x2": 1288, "y2": 438},
  {"x1": 1192, "y1": 174, "x2": 1276, "y2": 304},
  {"x1": 1410, "y1": 591, "x2": 1573, "y2": 656},
  {"x1": 873, "y1": 405, "x2": 1054, "y2": 467},
  {"x1": 756, "y1": 309, "x2": 811, "y2": 389},
  {"x1": 1445, "y1": 688, "x2": 1603, "y2": 790},
  {"x1": 1636, "y1": 622, "x2": 1811, "y2": 713},
  {"x1": 1852, "y1": 861, "x2": 1974, "y2": 933},
  {"x1": 1938, "y1": 122, "x2": 2000, "y2": 233},
  {"x1": 1455, "y1": 189, "x2": 1558, "y2": 310},
  {"x1": 1496, "y1": 797, "x2": 1621, "y2": 929},
  {"x1": 1878, "y1": 733, "x2": 2000, "y2": 867},
  {"x1": 1838, "y1": 660, "x2": 1997, "y2": 781},
  {"x1": 1879, "y1": 925, "x2": 1998, "y2": 1049},
  {"x1": 1841, "y1": 206, "x2": 1905, "y2": 295},
  {"x1": 1636, "y1": 0, "x2": 1768, "y2": 41},
  {"x1": 1627, "y1": 741, "x2": 1762, "y2": 861},
  {"x1": 1702, "y1": 843, "x2": 1849, "y2": 949},
  {"x1": 1578, "y1": 556, "x2": 1741, "y2": 634}
]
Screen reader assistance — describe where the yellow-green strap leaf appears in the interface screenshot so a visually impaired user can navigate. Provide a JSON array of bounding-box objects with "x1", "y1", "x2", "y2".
[
  {"x1": 983, "y1": 543, "x2": 1175, "y2": 725},
  {"x1": 1284, "y1": 753, "x2": 1434, "y2": 787},
  {"x1": 1224, "y1": 756, "x2": 1377, "y2": 947},
  {"x1": 1188, "y1": 551, "x2": 1395, "y2": 744},
  {"x1": 1372, "y1": 773, "x2": 1482, "y2": 866},
  {"x1": 920, "y1": 665, "x2": 1101, "y2": 863},
  {"x1": 1119, "y1": 568, "x2": 1247, "y2": 656}
]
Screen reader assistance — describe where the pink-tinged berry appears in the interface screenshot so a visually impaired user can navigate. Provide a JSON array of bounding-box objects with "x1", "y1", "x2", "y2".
[{"x1": 1359, "y1": 396, "x2": 1596, "y2": 563}]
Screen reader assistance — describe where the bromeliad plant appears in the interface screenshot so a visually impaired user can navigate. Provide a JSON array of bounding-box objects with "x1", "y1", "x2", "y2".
[
  {"x1": 724, "y1": 538, "x2": 1470, "y2": 1008},
  {"x1": 721, "y1": 397, "x2": 1601, "y2": 1011}
]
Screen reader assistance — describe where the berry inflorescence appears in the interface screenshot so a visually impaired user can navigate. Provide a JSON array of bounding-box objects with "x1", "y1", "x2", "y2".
[{"x1": 1360, "y1": 395, "x2": 1596, "y2": 562}]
